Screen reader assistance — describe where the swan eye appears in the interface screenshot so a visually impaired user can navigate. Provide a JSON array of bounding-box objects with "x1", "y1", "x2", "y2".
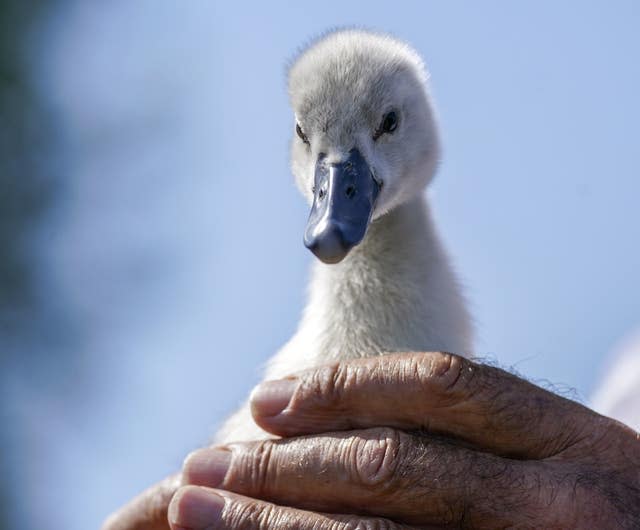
[
  {"x1": 374, "y1": 111, "x2": 398, "y2": 140},
  {"x1": 296, "y1": 123, "x2": 309, "y2": 144}
]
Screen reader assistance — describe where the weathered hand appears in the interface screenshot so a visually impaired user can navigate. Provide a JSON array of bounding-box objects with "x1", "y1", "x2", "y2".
[
  {"x1": 171, "y1": 352, "x2": 640, "y2": 529},
  {"x1": 102, "y1": 474, "x2": 179, "y2": 530}
]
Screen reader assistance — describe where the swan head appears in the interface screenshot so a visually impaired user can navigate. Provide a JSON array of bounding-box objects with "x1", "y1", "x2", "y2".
[{"x1": 288, "y1": 29, "x2": 440, "y2": 264}]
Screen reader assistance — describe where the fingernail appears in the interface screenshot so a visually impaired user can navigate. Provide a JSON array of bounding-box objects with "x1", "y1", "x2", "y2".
[
  {"x1": 250, "y1": 378, "x2": 297, "y2": 417},
  {"x1": 169, "y1": 486, "x2": 225, "y2": 529},
  {"x1": 183, "y1": 448, "x2": 231, "y2": 487}
]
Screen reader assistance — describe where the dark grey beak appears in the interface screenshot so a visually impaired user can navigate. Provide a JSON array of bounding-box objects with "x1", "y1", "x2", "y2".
[{"x1": 304, "y1": 149, "x2": 380, "y2": 264}]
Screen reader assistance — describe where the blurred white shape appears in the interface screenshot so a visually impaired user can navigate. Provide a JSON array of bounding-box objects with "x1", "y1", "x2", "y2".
[{"x1": 591, "y1": 329, "x2": 640, "y2": 431}]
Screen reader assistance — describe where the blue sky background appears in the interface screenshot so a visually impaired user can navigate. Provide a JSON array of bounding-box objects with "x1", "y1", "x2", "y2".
[{"x1": 4, "y1": 1, "x2": 639, "y2": 528}]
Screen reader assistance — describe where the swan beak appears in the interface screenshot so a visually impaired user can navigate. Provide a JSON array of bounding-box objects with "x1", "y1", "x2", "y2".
[{"x1": 304, "y1": 149, "x2": 380, "y2": 264}]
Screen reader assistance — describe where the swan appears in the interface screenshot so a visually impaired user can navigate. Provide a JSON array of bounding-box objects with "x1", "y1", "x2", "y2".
[{"x1": 217, "y1": 29, "x2": 473, "y2": 443}]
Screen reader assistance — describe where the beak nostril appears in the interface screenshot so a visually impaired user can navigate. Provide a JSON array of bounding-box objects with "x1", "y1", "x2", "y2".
[{"x1": 306, "y1": 148, "x2": 378, "y2": 263}]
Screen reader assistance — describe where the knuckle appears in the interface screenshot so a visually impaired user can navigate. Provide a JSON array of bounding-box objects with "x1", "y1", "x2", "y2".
[
  {"x1": 345, "y1": 428, "x2": 404, "y2": 489},
  {"x1": 304, "y1": 361, "x2": 355, "y2": 409},
  {"x1": 225, "y1": 496, "x2": 405, "y2": 530},
  {"x1": 412, "y1": 352, "x2": 476, "y2": 400},
  {"x1": 225, "y1": 497, "x2": 288, "y2": 530},
  {"x1": 340, "y1": 519, "x2": 402, "y2": 530},
  {"x1": 240, "y1": 439, "x2": 276, "y2": 494},
  {"x1": 224, "y1": 497, "x2": 268, "y2": 529}
]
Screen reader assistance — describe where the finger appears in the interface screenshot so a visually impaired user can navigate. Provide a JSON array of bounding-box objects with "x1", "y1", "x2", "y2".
[
  {"x1": 101, "y1": 474, "x2": 179, "y2": 530},
  {"x1": 181, "y1": 428, "x2": 564, "y2": 528},
  {"x1": 250, "y1": 351, "x2": 597, "y2": 458},
  {"x1": 168, "y1": 485, "x2": 413, "y2": 530}
]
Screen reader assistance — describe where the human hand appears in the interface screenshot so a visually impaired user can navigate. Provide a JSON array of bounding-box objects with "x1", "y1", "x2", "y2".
[
  {"x1": 171, "y1": 351, "x2": 640, "y2": 529},
  {"x1": 101, "y1": 474, "x2": 179, "y2": 530}
]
